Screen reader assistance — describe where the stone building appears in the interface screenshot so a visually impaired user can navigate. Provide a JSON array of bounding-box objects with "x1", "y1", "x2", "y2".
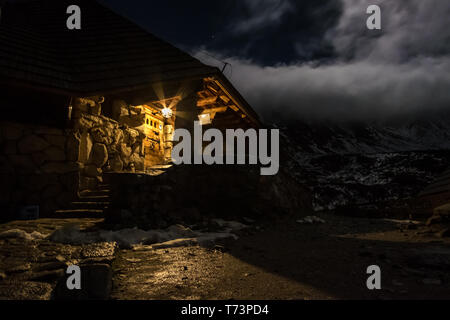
[{"x1": 0, "y1": 0, "x2": 309, "y2": 224}]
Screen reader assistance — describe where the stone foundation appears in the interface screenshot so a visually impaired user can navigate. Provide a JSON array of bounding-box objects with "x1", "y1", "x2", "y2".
[
  {"x1": 104, "y1": 165, "x2": 312, "y2": 229},
  {"x1": 0, "y1": 121, "x2": 78, "y2": 219},
  {"x1": 70, "y1": 112, "x2": 145, "y2": 191}
]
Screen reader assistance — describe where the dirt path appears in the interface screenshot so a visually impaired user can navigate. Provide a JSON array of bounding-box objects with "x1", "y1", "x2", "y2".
[
  {"x1": 111, "y1": 214, "x2": 450, "y2": 300},
  {"x1": 1, "y1": 215, "x2": 449, "y2": 300}
]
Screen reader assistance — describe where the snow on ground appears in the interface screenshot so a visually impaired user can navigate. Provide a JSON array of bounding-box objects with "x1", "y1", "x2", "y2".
[
  {"x1": 48, "y1": 220, "x2": 247, "y2": 249},
  {"x1": 0, "y1": 229, "x2": 46, "y2": 241}
]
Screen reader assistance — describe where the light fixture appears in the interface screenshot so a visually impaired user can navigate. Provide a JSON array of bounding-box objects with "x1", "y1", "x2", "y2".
[
  {"x1": 161, "y1": 107, "x2": 173, "y2": 118},
  {"x1": 198, "y1": 113, "x2": 212, "y2": 125}
]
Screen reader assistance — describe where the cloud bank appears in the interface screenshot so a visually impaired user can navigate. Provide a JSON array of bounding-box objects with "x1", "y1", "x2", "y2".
[{"x1": 195, "y1": 0, "x2": 450, "y2": 123}]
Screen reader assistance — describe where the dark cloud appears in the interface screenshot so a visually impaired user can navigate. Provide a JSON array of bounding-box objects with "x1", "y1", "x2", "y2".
[
  {"x1": 101, "y1": 0, "x2": 450, "y2": 122},
  {"x1": 194, "y1": 0, "x2": 450, "y2": 122}
]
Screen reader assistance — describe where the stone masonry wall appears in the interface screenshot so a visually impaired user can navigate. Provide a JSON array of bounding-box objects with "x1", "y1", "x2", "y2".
[
  {"x1": 70, "y1": 112, "x2": 145, "y2": 191},
  {"x1": 104, "y1": 164, "x2": 312, "y2": 229},
  {"x1": 0, "y1": 121, "x2": 79, "y2": 219}
]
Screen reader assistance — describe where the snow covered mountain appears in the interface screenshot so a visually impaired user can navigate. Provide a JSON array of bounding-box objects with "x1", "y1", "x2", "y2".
[{"x1": 278, "y1": 115, "x2": 450, "y2": 212}]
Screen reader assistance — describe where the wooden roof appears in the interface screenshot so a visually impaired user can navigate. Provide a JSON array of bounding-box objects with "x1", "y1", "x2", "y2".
[{"x1": 0, "y1": 0, "x2": 219, "y2": 95}]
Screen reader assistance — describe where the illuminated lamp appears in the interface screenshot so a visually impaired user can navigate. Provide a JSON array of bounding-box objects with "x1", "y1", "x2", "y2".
[
  {"x1": 198, "y1": 113, "x2": 212, "y2": 125},
  {"x1": 161, "y1": 107, "x2": 173, "y2": 118}
]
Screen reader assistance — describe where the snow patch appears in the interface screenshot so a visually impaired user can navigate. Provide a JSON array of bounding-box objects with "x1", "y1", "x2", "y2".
[
  {"x1": 296, "y1": 216, "x2": 326, "y2": 224},
  {"x1": 49, "y1": 221, "x2": 246, "y2": 249},
  {"x1": 0, "y1": 229, "x2": 46, "y2": 241}
]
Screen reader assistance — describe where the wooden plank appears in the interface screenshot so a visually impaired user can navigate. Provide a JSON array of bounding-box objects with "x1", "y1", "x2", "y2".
[
  {"x1": 229, "y1": 105, "x2": 239, "y2": 112},
  {"x1": 201, "y1": 106, "x2": 228, "y2": 114},
  {"x1": 197, "y1": 96, "x2": 218, "y2": 107},
  {"x1": 219, "y1": 95, "x2": 231, "y2": 104}
]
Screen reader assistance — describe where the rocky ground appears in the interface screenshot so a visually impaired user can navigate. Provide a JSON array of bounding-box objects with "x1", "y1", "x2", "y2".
[{"x1": 0, "y1": 214, "x2": 449, "y2": 300}]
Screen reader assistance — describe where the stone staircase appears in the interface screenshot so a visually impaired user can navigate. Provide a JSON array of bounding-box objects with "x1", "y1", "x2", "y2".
[{"x1": 52, "y1": 184, "x2": 111, "y2": 218}]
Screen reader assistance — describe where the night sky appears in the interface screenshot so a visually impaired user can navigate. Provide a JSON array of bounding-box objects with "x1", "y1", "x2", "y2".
[{"x1": 101, "y1": 0, "x2": 450, "y2": 123}]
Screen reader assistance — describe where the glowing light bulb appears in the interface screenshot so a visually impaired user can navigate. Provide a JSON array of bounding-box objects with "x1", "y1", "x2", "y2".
[{"x1": 161, "y1": 107, "x2": 173, "y2": 118}]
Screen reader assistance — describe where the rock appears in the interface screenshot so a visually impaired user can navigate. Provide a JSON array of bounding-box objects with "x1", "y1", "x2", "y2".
[
  {"x1": 296, "y1": 216, "x2": 326, "y2": 224},
  {"x1": 0, "y1": 272, "x2": 6, "y2": 281},
  {"x1": 119, "y1": 113, "x2": 145, "y2": 128},
  {"x1": 89, "y1": 143, "x2": 108, "y2": 167},
  {"x1": 112, "y1": 100, "x2": 129, "y2": 121},
  {"x1": 34, "y1": 261, "x2": 68, "y2": 272},
  {"x1": 2, "y1": 123, "x2": 23, "y2": 140},
  {"x1": 437, "y1": 228, "x2": 450, "y2": 238},
  {"x1": 34, "y1": 127, "x2": 64, "y2": 136},
  {"x1": 3, "y1": 140, "x2": 17, "y2": 155},
  {"x1": 53, "y1": 264, "x2": 112, "y2": 300},
  {"x1": 78, "y1": 132, "x2": 93, "y2": 163},
  {"x1": 119, "y1": 143, "x2": 132, "y2": 158},
  {"x1": 81, "y1": 243, "x2": 116, "y2": 258},
  {"x1": 41, "y1": 183, "x2": 63, "y2": 199},
  {"x1": 43, "y1": 146, "x2": 66, "y2": 161},
  {"x1": 8, "y1": 154, "x2": 36, "y2": 172},
  {"x1": 79, "y1": 176, "x2": 98, "y2": 190},
  {"x1": 6, "y1": 263, "x2": 31, "y2": 274},
  {"x1": 41, "y1": 161, "x2": 78, "y2": 174},
  {"x1": 29, "y1": 269, "x2": 65, "y2": 282},
  {"x1": 83, "y1": 164, "x2": 102, "y2": 178},
  {"x1": 0, "y1": 281, "x2": 52, "y2": 300},
  {"x1": 90, "y1": 127, "x2": 110, "y2": 144},
  {"x1": 130, "y1": 152, "x2": 144, "y2": 171},
  {"x1": 43, "y1": 134, "x2": 66, "y2": 149},
  {"x1": 426, "y1": 215, "x2": 441, "y2": 226},
  {"x1": 110, "y1": 154, "x2": 123, "y2": 171},
  {"x1": 67, "y1": 132, "x2": 81, "y2": 161},
  {"x1": 0, "y1": 229, "x2": 46, "y2": 241},
  {"x1": 422, "y1": 278, "x2": 442, "y2": 285},
  {"x1": 434, "y1": 204, "x2": 450, "y2": 216},
  {"x1": 18, "y1": 135, "x2": 50, "y2": 154}
]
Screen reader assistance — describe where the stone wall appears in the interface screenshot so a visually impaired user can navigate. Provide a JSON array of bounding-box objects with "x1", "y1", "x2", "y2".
[
  {"x1": 70, "y1": 112, "x2": 145, "y2": 191},
  {"x1": 0, "y1": 121, "x2": 79, "y2": 219},
  {"x1": 104, "y1": 164, "x2": 312, "y2": 229}
]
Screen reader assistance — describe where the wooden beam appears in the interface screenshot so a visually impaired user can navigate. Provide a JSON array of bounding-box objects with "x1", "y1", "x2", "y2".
[
  {"x1": 206, "y1": 84, "x2": 220, "y2": 95},
  {"x1": 219, "y1": 95, "x2": 231, "y2": 104},
  {"x1": 229, "y1": 105, "x2": 239, "y2": 112},
  {"x1": 197, "y1": 90, "x2": 214, "y2": 98},
  {"x1": 197, "y1": 96, "x2": 218, "y2": 107},
  {"x1": 201, "y1": 106, "x2": 228, "y2": 114}
]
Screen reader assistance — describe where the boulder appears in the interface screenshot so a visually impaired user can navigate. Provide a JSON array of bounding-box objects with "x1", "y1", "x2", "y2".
[
  {"x1": 110, "y1": 155, "x2": 123, "y2": 172},
  {"x1": 78, "y1": 132, "x2": 93, "y2": 163},
  {"x1": 43, "y1": 146, "x2": 66, "y2": 162},
  {"x1": 66, "y1": 132, "x2": 81, "y2": 162},
  {"x1": 41, "y1": 161, "x2": 78, "y2": 174},
  {"x1": 0, "y1": 281, "x2": 53, "y2": 300},
  {"x1": 3, "y1": 140, "x2": 17, "y2": 155},
  {"x1": 130, "y1": 152, "x2": 144, "y2": 171},
  {"x1": 18, "y1": 135, "x2": 50, "y2": 154},
  {"x1": 2, "y1": 123, "x2": 23, "y2": 140},
  {"x1": 41, "y1": 183, "x2": 63, "y2": 199},
  {"x1": 8, "y1": 154, "x2": 36, "y2": 173},
  {"x1": 43, "y1": 134, "x2": 66, "y2": 149},
  {"x1": 119, "y1": 143, "x2": 132, "y2": 159},
  {"x1": 83, "y1": 164, "x2": 102, "y2": 178},
  {"x1": 89, "y1": 143, "x2": 108, "y2": 167},
  {"x1": 53, "y1": 264, "x2": 112, "y2": 300},
  {"x1": 112, "y1": 100, "x2": 129, "y2": 121},
  {"x1": 90, "y1": 127, "x2": 110, "y2": 144},
  {"x1": 119, "y1": 114, "x2": 145, "y2": 128}
]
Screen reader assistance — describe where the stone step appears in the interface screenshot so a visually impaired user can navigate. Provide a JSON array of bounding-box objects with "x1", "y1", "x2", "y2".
[
  {"x1": 52, "y1": 209, "x2": 105, "y2": 218},
  {"x1": 70, "y1": 201, "x2": 110, "y2": 210},
  {"x1": 77, "y1": 195, "x2": 110, "y2": 201},
  {"x1": 79, "y1": 189, "x2": 111, "y2": 197}
]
